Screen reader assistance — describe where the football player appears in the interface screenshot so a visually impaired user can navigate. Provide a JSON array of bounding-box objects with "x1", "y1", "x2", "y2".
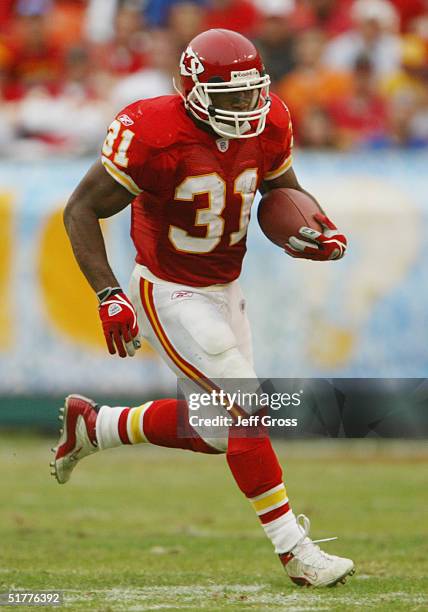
[{"x1": 51, "y1": 29, "x2": 352, "y2": 587}]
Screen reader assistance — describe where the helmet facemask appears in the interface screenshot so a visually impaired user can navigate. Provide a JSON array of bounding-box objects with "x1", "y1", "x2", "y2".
[{"x1": 187, "y1": 73, "x2": 271, "y2": 138}]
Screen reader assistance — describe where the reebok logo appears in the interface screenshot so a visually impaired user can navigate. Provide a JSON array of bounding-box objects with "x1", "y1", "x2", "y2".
[
  {"x1": 118, "y1": 114, "x2": 134, "y2": 126},
  {"x1": 171, "y1": 290, "x2": 194, "y2": 300},
  {"x1": 231, "y1": 69, "x2": 259, "y2": 81},
  {"x1": 303, "y1": 228, "x2": 318, "y2": 238},
  {"x1": 108, "y1": 303, "x2": 122, "y2": 316}
]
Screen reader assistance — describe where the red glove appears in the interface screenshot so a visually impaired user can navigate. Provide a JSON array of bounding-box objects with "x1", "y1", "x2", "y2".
[
  {"x1": 98, "y1": 290, "x2": 141, "y2": 358},
  {"x1": 284, "y1": 213, "x2": 347, "y2": 261}
]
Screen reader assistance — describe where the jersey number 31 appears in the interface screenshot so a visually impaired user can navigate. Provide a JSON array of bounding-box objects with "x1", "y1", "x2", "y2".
[
  {"x1": 103, "y1": 121, "x2": 258, "y2": 254},
  {"x1": 170, "y1": 170, "x2": 258, "y2": 254}
]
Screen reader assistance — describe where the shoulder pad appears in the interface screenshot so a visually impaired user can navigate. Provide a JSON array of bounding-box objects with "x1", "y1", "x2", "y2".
[
  {"x1": 115, "y1": 95, "x2": 188, "y2": 150},
  {"x1": 265, "y1": 93, "x2": 292, "y2": 133}
]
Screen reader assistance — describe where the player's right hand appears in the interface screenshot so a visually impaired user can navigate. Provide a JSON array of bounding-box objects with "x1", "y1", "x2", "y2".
[
  {"x1": 98, "y1": 291, "x2": 141, "y2": 358},
  {"x1": 284, "y1": 214, "x2": 347, "y2": 261}
]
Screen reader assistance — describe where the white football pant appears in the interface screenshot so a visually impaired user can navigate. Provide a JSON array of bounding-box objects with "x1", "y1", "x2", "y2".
[{"x1": 129, "y1": 264, "x2": 259, "y2": 451}]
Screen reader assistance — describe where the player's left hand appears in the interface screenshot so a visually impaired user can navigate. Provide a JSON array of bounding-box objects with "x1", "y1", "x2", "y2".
[
  {"x1": 98, "y1": 291, "x2": 141, "y2": 358},
  {"x1": 284, "y1": 213, "x2": 347, "y2": 261}
]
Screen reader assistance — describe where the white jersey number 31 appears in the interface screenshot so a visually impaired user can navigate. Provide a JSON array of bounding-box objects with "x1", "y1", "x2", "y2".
[{"x1": 169, "y1": 170, "x2": 258, "y2": 254}]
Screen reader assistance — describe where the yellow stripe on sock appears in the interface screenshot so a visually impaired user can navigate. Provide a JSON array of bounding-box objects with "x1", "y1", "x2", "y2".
[
  {"x1": 251, "y1": 487, "x2": 287, "y2": 513},
  {"x1": 129, "y1": 403, "x2": 149, "y2": 444}
]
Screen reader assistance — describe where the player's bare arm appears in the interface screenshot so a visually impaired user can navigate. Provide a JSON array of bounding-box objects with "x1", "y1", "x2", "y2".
[
  {"x1": 64, "y1": 160, "x2": 140, "y2": 357},
  {"x1": 63, "y1": 159, "x2": 132, "y2": 292},
  {"x1": 262, "y1": 166, "x2": 324, "y2": 213}
]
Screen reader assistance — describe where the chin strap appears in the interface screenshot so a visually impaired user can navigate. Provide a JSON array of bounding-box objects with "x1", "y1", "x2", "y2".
[{"x1": 173, "y1": 77, "x2": 187, "y2": 105}]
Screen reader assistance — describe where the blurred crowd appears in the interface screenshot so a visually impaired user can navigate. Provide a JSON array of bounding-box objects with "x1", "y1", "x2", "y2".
[{"x1": 0, "y1": 0, "x2": 428, "y2": 157}]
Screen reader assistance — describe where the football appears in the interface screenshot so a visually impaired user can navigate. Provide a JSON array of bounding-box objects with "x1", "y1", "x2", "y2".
[{"x1": 257, "y1": 188, "x2": 322, "y2": 248}]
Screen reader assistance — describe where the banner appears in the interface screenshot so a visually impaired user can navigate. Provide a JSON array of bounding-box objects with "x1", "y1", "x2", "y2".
[{"x1": 1, "y1": 152, "x2": 427, "y2": 394}]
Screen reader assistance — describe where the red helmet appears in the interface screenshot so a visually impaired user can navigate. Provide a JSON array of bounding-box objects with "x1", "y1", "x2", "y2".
[{"x1": 176, "y1": 29, "x2": 271, "y2": 139}]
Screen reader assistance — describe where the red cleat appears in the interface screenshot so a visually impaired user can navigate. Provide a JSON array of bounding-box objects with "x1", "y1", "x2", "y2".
[{"x1": 50, "y1": 394, "x2": 99, "y2": 484}]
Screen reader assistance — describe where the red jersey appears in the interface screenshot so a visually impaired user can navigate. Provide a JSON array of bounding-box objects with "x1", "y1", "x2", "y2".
[{"x1": 101, "y1": 93, "x2": 293, "y2": 287}]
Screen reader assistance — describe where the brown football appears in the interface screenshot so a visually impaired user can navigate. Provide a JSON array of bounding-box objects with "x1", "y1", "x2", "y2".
[{"x1": 257, "y1": 188, "x2": 322, "y2": 248}]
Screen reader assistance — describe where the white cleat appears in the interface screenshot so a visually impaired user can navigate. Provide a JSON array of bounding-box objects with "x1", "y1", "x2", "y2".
[
  {"x1": 50, "y1": 394, "x2": 99, "y2": 484},
  {"x1": 279, "y1": 515, "x2": 355, "y2": 587}
]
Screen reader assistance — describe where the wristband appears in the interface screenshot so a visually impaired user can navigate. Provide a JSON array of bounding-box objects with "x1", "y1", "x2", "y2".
[{"x1": 96, "y1": 286, "x2": 122, "y2": 304}]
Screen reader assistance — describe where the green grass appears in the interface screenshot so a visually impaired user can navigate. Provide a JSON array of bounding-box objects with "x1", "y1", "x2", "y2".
[{"x1": 0, "y1": 434, "x2": 427, "y2": 611}]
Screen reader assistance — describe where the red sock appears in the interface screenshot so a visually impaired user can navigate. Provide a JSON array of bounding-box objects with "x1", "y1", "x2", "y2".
[
  {"x1": 227, "y1": 432, "x2": 292, "y2": 525},
  {"x1": 227, "y1": 434, "x2": 282, "y2": 497},
  {"x1": 142, "y1": 399, "x2": 222, "y2": 454}
]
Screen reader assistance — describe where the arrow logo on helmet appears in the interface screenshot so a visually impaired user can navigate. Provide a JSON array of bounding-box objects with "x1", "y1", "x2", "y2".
[{"x1": 180, "y1": 46, "x2": 205, "y2": 78}]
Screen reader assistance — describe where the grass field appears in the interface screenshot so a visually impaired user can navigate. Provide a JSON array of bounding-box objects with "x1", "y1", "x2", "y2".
[{"x1": 0, "y1": 434, "x2": 427, "y2": 611}]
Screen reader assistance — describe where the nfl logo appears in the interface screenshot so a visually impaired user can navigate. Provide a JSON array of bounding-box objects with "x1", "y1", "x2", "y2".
[{"x1": 216, "y1": 139, "x2": 229, "y2": 153}]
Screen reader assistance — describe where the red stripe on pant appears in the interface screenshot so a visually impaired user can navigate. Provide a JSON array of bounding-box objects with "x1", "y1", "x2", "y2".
[
  {"x1": 139, "y1": 278, "x2": 247, "y2": 420},
  {"x1": 139, "y1": 278, "x2": 206, "y2": 381}
]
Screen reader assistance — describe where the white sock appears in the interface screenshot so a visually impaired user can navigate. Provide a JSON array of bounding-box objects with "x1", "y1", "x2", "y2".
[
  {"x1": 95, "y1": 403, "x2": 153, "y2": 449},
  {"x1": 263, "y1": 511, "x2": 303, "y2": 554},
  {"x1": 95, "y1": 405, "x2": 129, "y2": 450}
]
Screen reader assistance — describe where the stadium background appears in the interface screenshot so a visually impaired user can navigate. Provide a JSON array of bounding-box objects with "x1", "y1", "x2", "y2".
[
  {"x1": 1, "y1": 2, "x2": 428, "y2": 610},
  {"x1": 1, "y1": 0, "x2": 428, "y2": 427}
]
